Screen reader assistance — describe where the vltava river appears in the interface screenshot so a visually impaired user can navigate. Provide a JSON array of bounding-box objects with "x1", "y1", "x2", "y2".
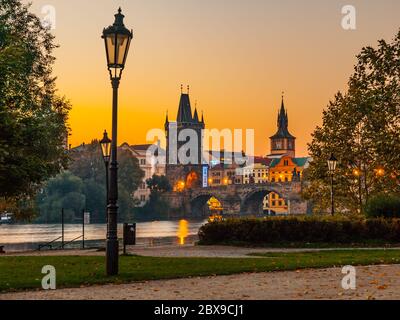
[{"x1": 0, "y1": 219, "x2": 207, "y2": 252}]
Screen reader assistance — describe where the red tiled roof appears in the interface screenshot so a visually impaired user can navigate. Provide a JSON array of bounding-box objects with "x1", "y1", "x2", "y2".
[{"x1": 253, "y1": 157, "x2": 272, "y2": 166}]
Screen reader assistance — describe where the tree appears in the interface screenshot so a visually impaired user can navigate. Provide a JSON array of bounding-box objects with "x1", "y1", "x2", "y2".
[
  {"x1": 146, "y1": 175, "x2": 172, "y2": 193},
  {"x1": 82, "y1": 178, "x2": 106, "y2": 223},
  {"x1": 136, "y1": 175, "x2": 172, "y2": 220},
  {"x1": 304, "y1": 30, "x2": 400, "y2": 214},
  {"x1": 36, "y1": 172, "x2": 85, "y2": 223},
  {"x1": 0, "y1": 0, "x2": 70, "y2": 220},
  {"x1": 68, "y1": 141, "x2": 144, "y2": 222}
]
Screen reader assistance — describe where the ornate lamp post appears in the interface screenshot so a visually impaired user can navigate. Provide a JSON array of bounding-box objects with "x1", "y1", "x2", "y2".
[
  {"x1": 100, "y1": 130, "x2": 112, "y2": 220},
  {"x1": 102, "y1": 8, "x2": 133, "y2": 276},
  {"x1": 327, "y1": 153, "x2": 338, "y2": 216}
]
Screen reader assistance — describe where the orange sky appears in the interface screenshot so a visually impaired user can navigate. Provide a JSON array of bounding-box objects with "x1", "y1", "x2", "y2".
[{"x1": 28, "y1": 0, "x2": 400, "y2": 156}]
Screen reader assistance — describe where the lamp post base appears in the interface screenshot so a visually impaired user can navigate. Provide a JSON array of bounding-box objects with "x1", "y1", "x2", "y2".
[{"x1": 106, "y1": 239, "x2": 119, "y2": 276}]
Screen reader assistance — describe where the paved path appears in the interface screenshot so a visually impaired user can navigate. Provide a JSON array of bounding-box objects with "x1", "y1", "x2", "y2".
[
  {"x1": 5, "y1": 244, "x2": 398, "y2": 258},
  {"x1": 2, "y1": 264, "x2": 400, "y2": 300}
]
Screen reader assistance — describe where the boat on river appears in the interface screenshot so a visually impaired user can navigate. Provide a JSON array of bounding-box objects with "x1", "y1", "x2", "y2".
[{"x1": 0, "y1": 213, "x2": 13, "y2": 224}]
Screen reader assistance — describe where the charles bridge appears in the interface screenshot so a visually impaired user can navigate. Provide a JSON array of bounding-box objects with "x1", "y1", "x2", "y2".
[{"x1": 162, "y1": 181, "x2": 310, "y2": 217}]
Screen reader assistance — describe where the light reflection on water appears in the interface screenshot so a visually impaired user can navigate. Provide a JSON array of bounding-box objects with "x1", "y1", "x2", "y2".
[
  {"x1": 0, "y1": 219, "x2": 207, "y2": 245},
  {"x1": 178, "y1": 220, "x2": 189, "y2": 245}
]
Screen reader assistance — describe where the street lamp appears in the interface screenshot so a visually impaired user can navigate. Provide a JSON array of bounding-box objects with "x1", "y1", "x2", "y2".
[
  {"x1": 350, "y1": 161, "x2": 363, "y2": 214},
  {"x1": 327, "y1": 153, "x2": 338, "y2": 216},
  {"x1": 100, "y1": 130, "x2": 112, "y2": 164},
  {"x1": 100, "y1": 130, "x2": 112, "y2": 220},
  {"x1": 376, "y1": 168, "x2": 385, "y2": 177},
  {"x1": 102, "y1": 8, "x2": 133, "y2": 276}
]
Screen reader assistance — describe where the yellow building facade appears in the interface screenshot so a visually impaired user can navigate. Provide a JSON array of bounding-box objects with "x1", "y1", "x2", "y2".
[{"x1": 266, "y1": 156, "x2": 309, "y2": 214}]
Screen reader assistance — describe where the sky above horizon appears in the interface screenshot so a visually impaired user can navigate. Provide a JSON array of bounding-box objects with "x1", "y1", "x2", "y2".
[{"x1": 27, "y1": 0, "x2": 400, "y2": 156}]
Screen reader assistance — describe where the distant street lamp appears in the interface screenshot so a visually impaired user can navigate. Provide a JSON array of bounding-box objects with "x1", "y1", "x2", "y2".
[
  {"x1": 102, "y1": 7, "x2": 133, "y2": 276},
  {"x1": 350, "y1": 161, "x2": 363, "y2": 214},
  {"x1": 100, "y1": 130, "x2": 112, "y2": 220},
  {"x1": 376, "y1": 168, "x2": 385, "y2": 177},
  {"x1": 327, "y1": 153, "x2": 338, "y2": 216}
]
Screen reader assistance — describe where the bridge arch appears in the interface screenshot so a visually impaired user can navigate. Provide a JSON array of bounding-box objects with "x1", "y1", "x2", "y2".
[
  {"x1": 190, "y1": 192, "x2": 224, "y2": 217},
  {"x1": 240, "y1": 187, "x2": 285, "y2": 215}
]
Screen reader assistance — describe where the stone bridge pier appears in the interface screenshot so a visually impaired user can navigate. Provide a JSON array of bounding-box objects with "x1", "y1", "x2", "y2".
[{"x1": 162, "y1": 182, "x2": 309, "y2": 218}]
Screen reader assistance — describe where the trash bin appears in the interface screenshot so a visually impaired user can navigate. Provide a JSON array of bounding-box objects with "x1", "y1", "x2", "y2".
[{"x1": 123, "y1": 223, "x2": 136, "y2": 247}]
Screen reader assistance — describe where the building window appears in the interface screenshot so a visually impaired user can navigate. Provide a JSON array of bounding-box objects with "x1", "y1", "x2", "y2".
[
  {"x1": 140, "y1": 159, "x2": 146, "y2": 165},
  {"x1": 140, "y1": 195, "x2": 146, "y2": 202},
  {"x1": 272, "y1": 201, "x2": 276, "y2": 206},
  {"x1": 284, "y1": 160, "x2": 289, "y2": 166}
]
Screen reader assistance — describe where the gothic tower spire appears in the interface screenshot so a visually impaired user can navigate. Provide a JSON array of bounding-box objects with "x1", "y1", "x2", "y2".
[{"x1": 269, "y1": 93, "x2": 296, "y2": 158}]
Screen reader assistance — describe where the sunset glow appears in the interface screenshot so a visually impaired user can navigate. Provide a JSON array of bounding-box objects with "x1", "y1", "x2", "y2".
[{"x1": 27, "y1": 0, "x2": 400, "y2": 156}]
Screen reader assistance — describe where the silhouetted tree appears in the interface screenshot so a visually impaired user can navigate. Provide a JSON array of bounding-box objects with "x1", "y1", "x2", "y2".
[
  {"x1": 0, "y1": 0, "x2": 70, "y2": 220},
  {"x1": 304, "y1": 30, "x2": 400, "y2": 214}
]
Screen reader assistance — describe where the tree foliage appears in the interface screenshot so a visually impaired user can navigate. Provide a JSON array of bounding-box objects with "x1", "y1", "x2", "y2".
[
  {"x1": 36, "y1": 141, "x2": 144, "y2": 223},
  {"x1": 0, "y1": 0, "x2": 70, "y2": 219},
  {"x1": 365, "y1": 194, "x2": 400, "y2": 219},
  {"x1": 36, "y1": 172, "x2": 85, "y2": 223},
  {"x1": 146, "y1": 174, "x2": 172, "y2": 193},
  {"x1": 304, "y1": 30, "x2": 400, "y2": 214},
  {"x1": 134, "y1": 175, "x2": 171, "y2": 220}
]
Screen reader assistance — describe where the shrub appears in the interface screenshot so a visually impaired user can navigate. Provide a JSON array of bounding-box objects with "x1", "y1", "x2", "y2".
[
  {"x1": 198, "y1": 216, "x2": 400, "y2": 245},
  {"x1": 365, "y1": 194, "x2": 400, "y2": 218}
]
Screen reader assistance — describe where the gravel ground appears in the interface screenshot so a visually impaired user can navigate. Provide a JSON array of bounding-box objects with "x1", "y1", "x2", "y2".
[{"x1": 2, "y1": 264, "x2": 400, "y2": 300}]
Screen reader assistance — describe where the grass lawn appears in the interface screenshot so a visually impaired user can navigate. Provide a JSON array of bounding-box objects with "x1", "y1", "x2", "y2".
[{"x1": 1, "y1": 249, "x2": 400, "y2": 293}]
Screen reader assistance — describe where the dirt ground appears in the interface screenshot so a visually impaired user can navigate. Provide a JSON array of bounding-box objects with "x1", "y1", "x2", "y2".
[{"x1": 1, "y1": 264, "x2": 400, "y2": 300}]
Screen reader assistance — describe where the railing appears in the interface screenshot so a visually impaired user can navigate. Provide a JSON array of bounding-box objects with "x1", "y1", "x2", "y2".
[
  {"x1": 37, "y1": 235, "x2": 85, "y2": 251},
  {"x1": 32, "y1": 235, "x2": 198, "y2": 252},
  {"x1": 37, "y1": 236, "x2": 62, "y2": 251},
  {"x1": 57, "y1": 235, "x2": 83, "y2": 250}
]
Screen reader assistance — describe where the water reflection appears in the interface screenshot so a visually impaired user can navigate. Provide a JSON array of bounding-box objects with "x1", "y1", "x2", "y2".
[
  {"x1": 0, "y1": 219, "x2": 207, "y2": 247},
  {"x1": 177, "y1": 220, "x2": 189, "y2": 245}
]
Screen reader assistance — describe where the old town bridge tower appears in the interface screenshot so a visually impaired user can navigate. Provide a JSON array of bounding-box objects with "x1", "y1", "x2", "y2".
[{"x1": 165, "y1": 86, "x2": 206, "y2": 191}]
